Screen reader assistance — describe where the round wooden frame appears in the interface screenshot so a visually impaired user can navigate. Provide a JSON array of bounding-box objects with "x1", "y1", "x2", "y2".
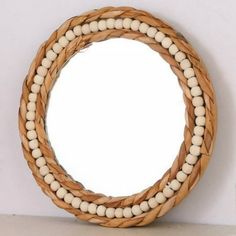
[{"x1": 19, "y1": 6, "x2": 217, "y2": 227}]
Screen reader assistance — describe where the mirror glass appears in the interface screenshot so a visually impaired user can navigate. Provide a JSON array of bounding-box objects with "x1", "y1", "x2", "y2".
[{"x1": 46, "y1": 38, "x2": 185, "y2": 196}]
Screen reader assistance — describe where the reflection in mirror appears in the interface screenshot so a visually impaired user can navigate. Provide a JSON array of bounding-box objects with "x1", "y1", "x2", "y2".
[{"x1": 46, "y1": 38, "x2": 185, "y2": 196}]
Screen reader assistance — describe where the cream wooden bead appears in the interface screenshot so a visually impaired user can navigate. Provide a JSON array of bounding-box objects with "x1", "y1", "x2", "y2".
[
  {"x1": 39, "y1": 165, "x2": 49, "y2": 176},
  {"x1": 26, "y1": 111, "x2": 35, "y2": 121},
  {"x1": 71, "y1": 197, "x2": 81, "y2": 208},
  {"x1": 163, "y1": 186, "x2": 174, "y2": 198},
  {"x1": 50, "y1": 181, "x2": 60, "y2": 191},
  {"x1": 46, "y1": 50, "x2": 57, "y2": 61},
  {"x1": 190, "y1": 145, "x2": 201, "y2": 156},
  {"x1": 123, "y1": 18, "x2": 132, "y2": 29},
  {"x1": 27, "y1": 102, "x2": 36, "y2": 111},
  {"x1": 28, "y1": 93, "x2": 37, "y2": 102},
  {"x1": 41, "y1": 58, "x2": 52, "y2": 69},
  {"x1": 37, "y1": 66, "x2": 47, "y2": 77},
  {"x1": 32, "y1": 148, "x2": 42, "y2": 158},
  {"x1": 148, "y1": 197, "x2": 158, "y2": 208},
  {"x1": 192, "y1": 96, "x2": 204, "y2": 107},
  {"x1": 73, "y1": 25, "x2": 82, "y2": 36},
  {"x1": 170, "y1": 179, "x2": 181, "y2": 191},
  {"x1": 175, "y1": 51, "x2": 186, "y2": 62},
  {"x1": 106, "y1": 18, "x2": 115, "y2": 29},
  {"x1": 176, "y1": 171, "x2": 187, "y2": 182},
  {"x1": 184, "y1": 68, "x2": 195, "y2": 78},
  {"x1": 114, "y1": 208, "x2": 123, "y2": 218},
  {"x1": 88, "y1": 203, "x2": 97, "y2": 214},
  {"x1": 52, "y1": 43, "x2": 62, "y2": 54},
  {"x1": 89, "y1": 21, "x2": 98, "y2": 32},
  {"x1": 194, "y1": 106, "x2": 206, "y2": 116},
  {"x1": 123, "y1": 207, "x2": 133, "y2": 218},
  {"x1": 58, "y1": 36, "x2": 69, "y2": 48},
  {"x1": 182, "y1": 163, "x2": 193, "y2": 175},
  {"x1": 180, "y1": 59, "x2": 191, "y2": 70},
  {"x1": 192, "y1": 135, "x2": 203, "y2": 146},
  {"x1": 44, "y1": 173, "x2": 54, "y2": 184},
  {"x1": 191, "y1": 86, "x2": 202, "y2": 97},
  {"x1": 196, "y1": 116, "x2": 206, "y2": 126},
  {"x1": 130, "y1": 20, "x2": 140, "y2": 31},
  {"x1": 29, "y1": 139, "x2": 38, "y2": 149},
  {"x1": 34, "y1": 75, "x2": 44, "y2": 85},
  {"x1": 80, "y1": 201, "x2": 89, "y2": 212},
  {"x1": 139, "y1": 22, "x2": 149, "y2": 34},
  {"x1": 56, "y1": 187, "x2": 67, "y2": 199},
  {"x1": 188, "y1": 77, "x2": 198, "y2": 88},
  {"x1": 27, "y1": 130, "x2": 37, "y2": 140},
  {"x1": 96, "y1": 205, "x2": 106, "y2": 216},
  {"x1": 169, "y1": 44, "x2": 179, "y2": 55},
  {"x1": 81, "y1": 24, "x2": 90, "y2": 35},
  {"x1": 155, "y1": 31, "x2": 165, "y2": 42},
  {"x1": 132, "y1": 205, "x2": 143, "y2": 216},
  {"x1": 114, "y1": 19, "x2": 123, "y2": 29},
  {"x1": 155, "y1": 192, "x2": 166, "y2": 204},
  {"x1": 26, "y1": 121, "x2": 35, "y2": 130},
  {"x1": 31, "y1": 84, "x2": 40, "y2": 94},
  {"x1": 64, "y1": 193, "x2": 74, "y2": 204},
  {"x1": 36, "y1": 157, "x2": 46, "y2": 167},
  {"x1": 98, "y1": 20, "x2": 107, "y2": 31},
  {"x1": 65, "y1": 30, "x2": 75, "y2": 41},
  {"x1": 194, "y1": 126, "x2": 205, "y2": 136},
  {"x1": 105, "y1": 208, "x2": 115, "y2": 218},
  {"x1": 161, "y1": 37, "x2": 172, "y2": 48},
  {"x1": 186, "y1": 154, "x2": 198, "y2": 165},
  {"x1": 140, "y1": 201, "x2": 150, "y2": 212},
  {"x1": 147, "y1": 27, "x2": 157, "y2": 38}
]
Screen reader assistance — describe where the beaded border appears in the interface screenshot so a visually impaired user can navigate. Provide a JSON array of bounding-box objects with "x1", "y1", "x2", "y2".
[{"x1": 19, "y1": 7, "x2": 216, "y2": 227}]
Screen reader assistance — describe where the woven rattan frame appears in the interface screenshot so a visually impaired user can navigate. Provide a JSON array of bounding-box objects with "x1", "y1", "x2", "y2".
[{"x1": 18, "y1": 6, "x2": 217, "y2": 227}]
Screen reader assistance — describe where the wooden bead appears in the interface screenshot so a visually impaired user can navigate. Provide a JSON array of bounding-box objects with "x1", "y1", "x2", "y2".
[
  {"x1": 73, "y1": 25, "x2": 82, "y2": 36},
  {"x1": 180, "y1": 59, "x2": 191, "y2": 70},
  {"x1": 29, "y1": 139, "x2": 38, "y2": 149},
  {"x1": 88, "y1": 203, "x2": 97, "y2": 214},
  {"x1": 163, "y1": 186, "x2": 174, "y2": 198},
  {"x1": 176, "y1": 171, "x2": 187, "y2": 182},
  {"x1": 192, "y1": 96, "x2": 204, "y2": 107},
  {"x1": 46, "y1": 50, "x2": 57, "y2": 61},
  {"x1": 132, "y1": 205, "x2": 143, "y2": 216},
  {"x1": 130, "y1": 20, "x2": 140, "y2": 31},
  {"x1": 39, "y1": 165, "x2": 49, "y2": 176},
  {"x1": 31, "y1": 84, "x2": 40, "y2": 94},
  {"x1": 182, "y1": 163, "x2": 193, "y2": 174},
  {"x1": 106, "y1": 18, "x2": 115, "y2": 29},
  {"x1": 28, "y1": 93, "x2": 37, "y2": 102},
  {"x1": 89, "y1": 21, "x2": 98, "y2": 32},
  {"x1": 71, "y1": 197, "x2": 81, "y2": 208},
  {"x1": 44, "y1": 173, "x2": 54, "y2": 184},
  {"x1": 139, "y1": 22, "x2": 149, "y2": 33},
  {"x1": 80, "y1": 201, "x2": 89, "y2": 212},
  {"x1": 96, "y1": 205, "x2": 106, "y2": 216},
  {"x1": 190, "y1": 145, "x2": 201, "y2": 156},
  {"x1": 65, "y1": 30, "x2": 75, "y2": 41},
  {"x1": 50, "y1": 181, "x2": 60, "y2": 191},
  {"x1": 147, "y1": 27, "x2": 157, "y2": 38},
  {"x1": 175, "y1": 51, "x2": 186, "y2": 62},
  {"x1": 123, "y1": 207, "x2": 133, "y2": 218},
  {"x1": 114, "y1": 19, "x2": 123, "y2": 29},
  {"x1": 26, "y1": 121, "x2": 35, "y2": 130},
  {"x1": 192, "y1": 135, "x2": 203, "y2": 146},
  {"x1": 123, "y1": 18, "x2": 132, "y2": 29},
  {"x1": 194, "y1": 106, "x2": 206, "y2": 116},
  {"x1": 140, "y1": 201, "x2": 150, "y2": 212},
  {"x1": 155, "y1": 192, "x2": 167, "y2": 204},
  {"x1": 169, "y1": 44, "x2": 179, "y2": 55},
  {"x1": 186, "y1": 154, "x2": 198, "y2": 165},
  {"x1": 41, "y1": 58, "x2": 52, "y2": 69},
  {"x1": 56, "y1": 187, "x2": 67, "y2": 199},
  {"x1": 191, "y1": 86, "x2": 202, "y2": 97},
  {"x1": 27, "y1": 130, "x2": 37, "y2": 140},
  {"x1": 105, "y1": 208, "x2": 115, "y2": 218},
  {"x1": 155, "y1": 31, "x2": 165, "y2": 42},
  {"x1": 52, "y1": 43, "x2": 62, "y2": 54},
  {"x1": 114, "y1": 208, "x2": 123, "y2": 218},
  {"x1": 64, "y1": 193, "x2": 74, "y2": 204},
  {"x1": 36, "y1": 157, "x2": 46, "y2": 167},
  {"x1": 81, "y1": 24, "x2": 90, "y2": 35},
  {"x1": 170, "y1": 179, "x2": 181, "y2": 191},
  {"x1": 26, "y1": 111, "x2": 35, "y2": 121},
  {"x1": 98, "y1": 20, "x2": 107, "y2": 31},
  {"x1": 37, "y1": 66, "x2": 47, "y2": 77},
  {"x1": 32, "y1": 148, "x2": 42, "y2": 158},
  {"x1": 58, "y1": 36, "x2": 69, "y2": 48},
  {"x1": 184, "y1": 68, "x2": 195, "y2": 78},
  {"x1": 194, "y1": 126, "x2": 205, "y2": 136},
  {"x1": 161, "y1": 37, "x2": 172, "y2": 48},
  {"x1": 34, "y1": 75, "x2": 44, "y2": 85},
  {"x1": 148, "y1": 197, "x2": 158, "y2": 208},
  {"x1": 196, "y1": 116, "x2": 206, "y2": 126},
  {"x1": 27, "y1": 102, "x2": 36, "y2": 111},
  {"x1": 188, "y1": 77, "x2": 198, "y2": 88}
]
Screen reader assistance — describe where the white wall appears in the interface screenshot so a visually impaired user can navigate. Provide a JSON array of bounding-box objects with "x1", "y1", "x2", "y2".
[{"x1": 0, "y1": 0, "x2": 236, "y2": 226}]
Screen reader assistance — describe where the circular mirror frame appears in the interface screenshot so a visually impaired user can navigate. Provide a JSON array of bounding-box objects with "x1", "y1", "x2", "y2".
[{"x1": 19, "y1": 6, "x2": 217, "y2": 227}]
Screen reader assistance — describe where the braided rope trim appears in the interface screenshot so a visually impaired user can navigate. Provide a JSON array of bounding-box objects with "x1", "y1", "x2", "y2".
[{"x1": 18, "y1": 7, "x2": 217, "y2": 227}]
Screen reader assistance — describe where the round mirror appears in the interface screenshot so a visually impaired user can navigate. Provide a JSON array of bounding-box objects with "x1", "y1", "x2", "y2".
[{"x1": 46, "y1": 38, "x2": 185, "y2": 196}]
